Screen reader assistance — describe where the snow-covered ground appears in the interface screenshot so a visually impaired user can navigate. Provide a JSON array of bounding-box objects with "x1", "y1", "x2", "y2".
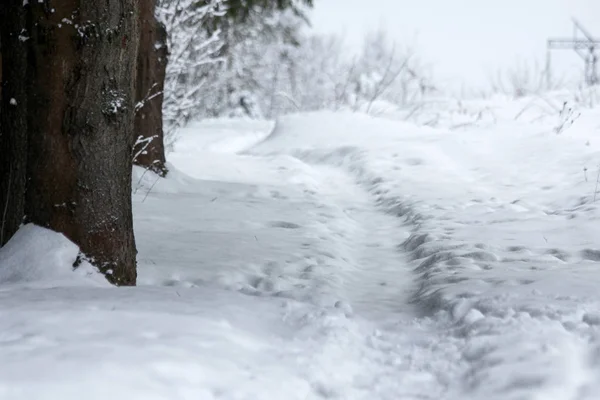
[{"x1": 2, "y1": 93, "x2": 600, "y2": 399}]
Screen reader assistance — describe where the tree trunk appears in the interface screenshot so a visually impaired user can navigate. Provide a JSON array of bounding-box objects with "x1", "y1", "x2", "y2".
[
  {"x1": 0, "y1": 0, "x2": 139, "y2": 285},
  {"x1": 0, "y1": 3, "x2": 28, "y2": 247},
  {"x1": 133, "y1": 0, "x2": 168, "y2": 177}
]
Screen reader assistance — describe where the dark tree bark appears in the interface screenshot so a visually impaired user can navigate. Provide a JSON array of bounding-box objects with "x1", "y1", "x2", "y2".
[
  {"x1": 0, "y1": 0, "x2": 139, "y2": 285},
  {"x1": 133, "y1": 0, "x2": 168, "y2": 177},
  {"x1": 0, "y1": 4, "x2": 28, "y2": 247}
]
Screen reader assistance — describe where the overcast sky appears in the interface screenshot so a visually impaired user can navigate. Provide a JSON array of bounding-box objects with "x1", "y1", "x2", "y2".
[{"x1": 310, "y1": 0, "x2": 599, "y2": 93}]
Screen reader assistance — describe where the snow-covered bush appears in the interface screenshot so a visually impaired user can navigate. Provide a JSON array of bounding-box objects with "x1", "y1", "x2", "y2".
[
  {"x1": 488, "y1": 58, "x2": 563, "y2": 99},
  {"x1": 281, "y1": 29, "x2": 435, "y2": 115},
  {"x1": 207, "y1": 6, "x2": 308, "y2": 119},
  {"x1": 349, "y1": 30, "x2": 435, "y2": 111},
  {"x1": 157, "y1": 0, "x2": 225, "y2": 149},
  {"x1": 157, "y1": 1, "x2": 436, "y2": 143}
]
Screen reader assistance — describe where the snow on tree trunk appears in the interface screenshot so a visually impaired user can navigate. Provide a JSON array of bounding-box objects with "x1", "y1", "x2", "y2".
[
  {"x1": 0, "y1": 0, "x2": 139, "y2": 285},
  {"x1": 134, "y1": 0, "x2": 168, "y2": 177}
]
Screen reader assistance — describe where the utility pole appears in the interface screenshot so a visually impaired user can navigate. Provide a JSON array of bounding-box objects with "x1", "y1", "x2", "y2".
[{"x1": 547, "y1": 19, "x2": 600, "y2": 87}]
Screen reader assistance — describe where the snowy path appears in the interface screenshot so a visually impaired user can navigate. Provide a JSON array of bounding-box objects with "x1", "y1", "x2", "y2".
[
  {"x1": 4, "y1": 104, "x2": 600, "y2": 399},
  {"x1": 133, "y1": 120, "x2": 469, "y2": 398},
  {"x1": 244, "y1": 111, "x2": 600, "y2": 399},
  {"x1": 2, "y1": 144, "x2": 457, "y2": 399},
  {"x1": 147, "y1": 143, "x2": 416, "y2": 319}
]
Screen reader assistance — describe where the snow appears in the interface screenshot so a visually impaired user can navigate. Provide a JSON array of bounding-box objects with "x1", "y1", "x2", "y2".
[
  {"x1": 3, "y1": 92, "x2": 600, "y2": 399},
  {"x1": 0, "y1": 224, "x2": 108, "y2": 289}
]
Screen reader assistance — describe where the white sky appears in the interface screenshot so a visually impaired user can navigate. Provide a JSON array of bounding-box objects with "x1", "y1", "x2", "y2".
[{"x1": 310, "y1": 0, "x2": 599, "y2": 93}]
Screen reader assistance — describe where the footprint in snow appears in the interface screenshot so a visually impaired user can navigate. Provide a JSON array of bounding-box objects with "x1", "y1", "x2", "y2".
[
  {"x1": 544, "y1": 248, "x2": 570, "y2": 262},
  {"x1": 581, "y1": 249, "x2": 600, "y2": 261},
  {"x1": 405, "y1": 157, "x2": 424, "y2": 166},
  {"x1": 268, "y1": 221, "x2": 302, "y2": 229}
]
